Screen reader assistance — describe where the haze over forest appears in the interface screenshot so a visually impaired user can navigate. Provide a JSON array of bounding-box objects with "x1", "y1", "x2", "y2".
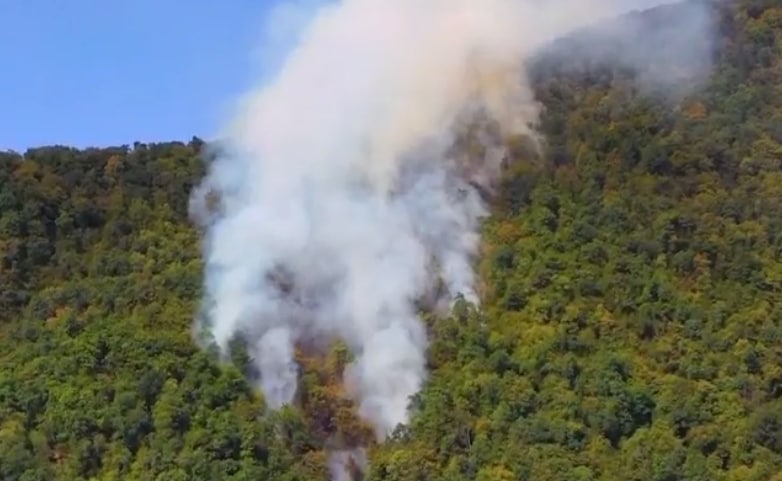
[{"x1": 2, "y1": 1, "x2": 782, "y2": 480}]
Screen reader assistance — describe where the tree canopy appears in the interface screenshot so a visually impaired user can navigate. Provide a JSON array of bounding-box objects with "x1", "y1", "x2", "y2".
[{"x1": 2, "y1": 1, "x2": 782, "y2": 480}]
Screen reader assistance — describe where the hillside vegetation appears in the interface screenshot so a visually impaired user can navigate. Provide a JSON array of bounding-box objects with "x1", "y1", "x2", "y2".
[{"x1": 2, "y1": 1, "x2": 782, "y2": 480}]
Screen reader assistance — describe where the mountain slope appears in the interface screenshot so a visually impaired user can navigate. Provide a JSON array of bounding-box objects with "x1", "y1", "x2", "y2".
[
  {"x1": 368, "y1": 2, "x2": 782, "y2": 480},
  {"x1": 2, "y1": 1, "x2": 782, "y2": 480}
]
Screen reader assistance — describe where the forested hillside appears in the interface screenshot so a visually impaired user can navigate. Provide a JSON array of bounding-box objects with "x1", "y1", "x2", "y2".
[{"x1": 2, "y1": 0, "x2": 782, "y2": 480}]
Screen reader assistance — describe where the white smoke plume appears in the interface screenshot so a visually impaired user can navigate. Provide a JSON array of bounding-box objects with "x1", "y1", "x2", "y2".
[
  {"x1": 191, "y1": 0, "x2": 713, "y2": 445},
  {"x1": 329, "y1": 448, "x2": 368, "y2": 481}
]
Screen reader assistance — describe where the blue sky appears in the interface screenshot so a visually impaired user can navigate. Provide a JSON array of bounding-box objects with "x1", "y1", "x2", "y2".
[
  {"x1": 0, "y1": 0, "x2": 673, "y2": 152},
  {"x1": 0, "y1": 0, "x2": 285, "y2": 151}
]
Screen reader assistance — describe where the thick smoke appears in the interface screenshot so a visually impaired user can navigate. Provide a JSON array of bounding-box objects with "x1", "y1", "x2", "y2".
[{"x1": 191, "y1": 0, "x2": 714, "y2": 445}]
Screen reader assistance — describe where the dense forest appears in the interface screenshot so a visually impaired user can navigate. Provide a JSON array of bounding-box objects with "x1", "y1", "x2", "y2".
[{"x1": 2, "y1": 0, "x2": 782, "y2": 480}]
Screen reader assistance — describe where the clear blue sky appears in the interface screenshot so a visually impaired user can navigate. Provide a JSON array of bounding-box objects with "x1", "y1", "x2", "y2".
[{"x1": 0, "y1": 0, "x2": 283, "y2": 151}]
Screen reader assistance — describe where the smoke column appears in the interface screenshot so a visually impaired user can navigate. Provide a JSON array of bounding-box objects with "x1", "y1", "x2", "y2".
[{"x1": 191, "y1": 0, "x2": 712, "y2": 444}]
